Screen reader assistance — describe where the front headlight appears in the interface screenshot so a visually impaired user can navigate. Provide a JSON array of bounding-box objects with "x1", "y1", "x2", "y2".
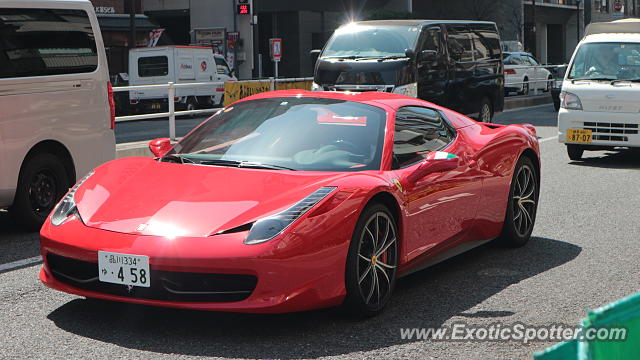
[
  {"x1": 244, "y1": 187, "x2": 336, "y2": 245},
  {"x1": 310, "y1": 82, "x2": 323, "y2": 91},
  {"x1": 560, "y1": 91, "x2": 583, "y2": 110},
  {"x1": 392, "y1": 82, "x2": 418, "y2": 98},
  {"x1": 50, "y1": 171, "x2": 94, "y2": 226}
]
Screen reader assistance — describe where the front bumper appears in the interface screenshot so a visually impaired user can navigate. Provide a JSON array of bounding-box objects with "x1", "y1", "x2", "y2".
[
  {"x1": 39, "y1": 215, "x2": 353, "y2": 313},
  {"x1": 558, "y1": 109, "x2": 640, "y2": 148}
]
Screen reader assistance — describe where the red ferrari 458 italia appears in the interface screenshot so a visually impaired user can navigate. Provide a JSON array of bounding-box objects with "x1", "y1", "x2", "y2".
[{"x1": 40, "y1": 90, "x2": 540, "y2": 316}]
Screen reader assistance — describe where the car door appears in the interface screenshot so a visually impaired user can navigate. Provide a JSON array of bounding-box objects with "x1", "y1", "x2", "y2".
[
  {"x1": 416, "y1": 25, "x2": 449, "y2": 107},
  {"x1": 524, "y1": 55, "x2": 541, "y2": 90},
  {"x1": 393, "y1": 106, "x2": 481, "y2": 263}
]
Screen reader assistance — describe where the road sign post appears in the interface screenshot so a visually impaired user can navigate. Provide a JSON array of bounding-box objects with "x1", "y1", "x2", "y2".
[{"x1": 270, "y1": 38, "x2": 282, "y2": 80}]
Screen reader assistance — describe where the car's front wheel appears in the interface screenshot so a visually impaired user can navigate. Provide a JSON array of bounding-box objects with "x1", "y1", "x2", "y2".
[
  {"x1": 567, "y1": 144, "x2": 584, "y2": 161},
  {"x1": 497, "y1": 156, "x2": 539, "y2": 247},
  {"x1": 344, "y1": 203, "x2": 398, "y2": 317}
]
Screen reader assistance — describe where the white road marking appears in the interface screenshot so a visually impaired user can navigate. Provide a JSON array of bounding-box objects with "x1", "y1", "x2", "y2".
[
  {"x1": 0, "y1": 256, "x2": 42, "y2": 274},
  {"x1": 539, "y1": 135, "x2": 559, "y2": 143},
  {"x1": 502, "y1": 103, "x2": 553, "y2": 113}
]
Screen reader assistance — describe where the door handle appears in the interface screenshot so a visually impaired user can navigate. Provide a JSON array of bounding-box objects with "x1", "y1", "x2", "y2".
[{"x1": 468, "y1": 159, "x2": 478, "y2": 168}]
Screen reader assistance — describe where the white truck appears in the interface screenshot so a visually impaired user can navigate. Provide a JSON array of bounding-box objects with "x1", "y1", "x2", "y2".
[
  {"x1": 128, "y1": 46, "x2": 235, "y2": 113},
  {"x1": 558, "y1": 19, "x2": 640, "y2": 160}
]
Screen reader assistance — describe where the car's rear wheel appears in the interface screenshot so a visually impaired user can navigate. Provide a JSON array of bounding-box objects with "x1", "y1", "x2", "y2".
[
  {"x1": 521, "y1": 78, "x2": 530, "y2": 95},
  {"x1": 545, "y1": 75, "x2": 553, "y2": 92},
  {"x1": 11, "y1": 153, "x2": 70, "y2": 231},
  {"x1": 567, "y1": 144, "x2": 584, "y2": 161},
  {"x1": 478, "y1": 97, "x2": 493, "y2": 123},
  {"x1": 344, "y1": 204, "x2": 398, "y2": 317},
  {"x1": 497, "y1": 156, "x2": 539, "y2": 247}
]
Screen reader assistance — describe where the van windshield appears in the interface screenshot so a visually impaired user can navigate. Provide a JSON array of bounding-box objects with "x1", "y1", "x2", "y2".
[
  {"x1": 568, "y1": 42, "x2": 640, "y2": 81},
  {"x1": 321, "y1": 24, "x2": 421, "y2": 59}
]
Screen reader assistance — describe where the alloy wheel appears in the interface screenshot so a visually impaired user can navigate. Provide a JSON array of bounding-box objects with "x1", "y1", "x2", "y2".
[
  {"x1": 512, "y1": 164, "x2": 537, "y2": 237},
  {"x1": 480, "y1": 103, "x2": 492, "y2": 123},
  {"x1": 356, "y1": 212, "x2": 397, "y2": 308}
]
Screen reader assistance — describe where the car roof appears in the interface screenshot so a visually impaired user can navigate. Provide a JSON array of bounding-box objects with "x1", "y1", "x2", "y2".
[
  {"x1": 504, "y1": 52, "x2": 532, "y2": 56},
  {"x1": 348, "y1": 19, "x2": 497, "y2": 27}
]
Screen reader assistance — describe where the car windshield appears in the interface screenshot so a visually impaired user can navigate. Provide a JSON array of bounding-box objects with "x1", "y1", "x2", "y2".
[
  {"x1": 169, "y1": 97, "x2": 387, "y2": 171},
  {"x1": 568, "y1": 42, "x2": 640, "y2": 80},
  {"x1": 321, "y1": 24, "x2": 421, "y2": 58}
]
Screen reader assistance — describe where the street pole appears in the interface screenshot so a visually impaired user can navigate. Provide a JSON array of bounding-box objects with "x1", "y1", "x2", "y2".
[
  {"x1": 531, "y1": 0, "x2": 536, "y2": 57},
  {"x1": 577, "y1": 0, "x2": 581, "y2": 44},
  {"x1": 129, "y1": 0, "x2": 136, "y2": 48},
  {"x1": 232, "y1": 0, "x2": 238, "y2": 78}
]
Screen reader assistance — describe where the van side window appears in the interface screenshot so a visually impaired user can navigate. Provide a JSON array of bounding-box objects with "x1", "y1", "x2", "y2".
[
  {"x1": 470, "y1": 25, "x2": 501, "y2": 60},
  {"x1": 419, "y1": 27, "x2": 441, "y2": 53},
  {"x1": 393, "y1": 107, "x2": 456, "y2": 169},
  {"x1": 0, "y1": 9, "x2": 98, "y2": 78},
  {"x1": 214, "y1": 57, "x2": 232, "y2": 76},
  {"x1": 447, "y1": 26, "x2": 473, "y2": 62},
  {"x1": 138, "y1": 56, "x2": 169, "y2": 77}
]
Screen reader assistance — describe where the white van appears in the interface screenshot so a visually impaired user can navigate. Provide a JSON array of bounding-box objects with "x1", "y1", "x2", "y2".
[
  {"x1": 128, "y1": 46, "x2": 235, "y2": 113},
  {"x1": 558, "y1": 19, "x2": 640, "y2": 160},
  {"x1": 0, "y1": 0, "x2": 115, "y2": 229}
]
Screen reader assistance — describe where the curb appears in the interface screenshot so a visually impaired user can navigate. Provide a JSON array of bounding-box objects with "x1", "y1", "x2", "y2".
[{"x1": 116, "y1": 95, "x2": 554, "y2": 158}]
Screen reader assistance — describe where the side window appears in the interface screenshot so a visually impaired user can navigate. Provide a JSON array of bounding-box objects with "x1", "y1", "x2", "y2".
[
  {"x1": 393, "y1": 106, "x2": 456, "y2": 169},
  {"x1": 447, "y1": 26, "x2": 473, "y2": 62},
  {"x1": 527, "y1": 56, "x2": 540, "y2": 66},
  {"x1": 471, "y1": 25, "x2": 501, "y2": 60},
  {"x1": 138, "y1": 56, "x2": 168, "y2": 77},
  {"x1": 215, "y1": 57, "x2": 232, "y2": 76},
  {"x1": 0, "y1": 8, "x2": 98, "y2": 78},
  {"x1": 419, "y1": 27, "x2": 441, "y2": 53}
]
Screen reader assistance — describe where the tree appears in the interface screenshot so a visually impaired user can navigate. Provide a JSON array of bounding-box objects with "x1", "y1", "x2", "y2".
[{"x1": 468, "y1": 0, "x2": 500, "y2": 20}]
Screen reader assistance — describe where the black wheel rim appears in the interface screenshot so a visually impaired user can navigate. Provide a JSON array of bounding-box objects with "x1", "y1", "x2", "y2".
[
  {"x1": 356, "y1": 212, "x2": 397, "y2": 309},
  {"x1": 512, "y1": 165, "x2": 536, "y2": 237},
  {"x1": 28, "y1": 169, "x2": 59, "y2": 216}
]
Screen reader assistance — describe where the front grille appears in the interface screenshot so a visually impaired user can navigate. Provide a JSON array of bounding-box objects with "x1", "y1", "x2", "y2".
[
  {"x1": 583, "y1": 122, "x2": 638, "y2": 135},
  {"x1": 326, "y1": 84, "x2": 394, "y2": 92},
  {"x1": 47, "y1": 253, "x2": 257, "y2": 302},
  {"x1": 593, "y1": 135, "x2": 629, "y2": 142}
]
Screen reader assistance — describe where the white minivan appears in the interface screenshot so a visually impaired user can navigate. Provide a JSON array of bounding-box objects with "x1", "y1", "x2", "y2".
[
  {"x1": 558, "y1": 19, "x2": 640, "y2": 160},
  {"x1": 0, "y1": 0, "x2": 115, "y2": 229}
]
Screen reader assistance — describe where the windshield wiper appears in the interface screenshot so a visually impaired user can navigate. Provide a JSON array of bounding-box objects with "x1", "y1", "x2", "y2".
[
  {"x1": 199, "y1": 159, "x2": 296, "y2": 171},
  {"x1": 571, "y1": 77, "x2": 616, "y2": 83},
  {"x1": 160, "y1": 154, "x2": 196, "y2": 164},
  {"x1": 375, "y1": 55, "x2": 408, "y2": 61},
  {"x1": 611, "y1": 79, "x2": 640, "y2": 84}
]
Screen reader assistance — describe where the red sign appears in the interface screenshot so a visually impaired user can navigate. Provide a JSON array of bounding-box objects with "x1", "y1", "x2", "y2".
[
  {"x1": 614, "y1": 0, "x2": 624, "y2": 12},
  {"x1": 270, "y1": 38, "x2": 282, "y2": 61},
  {"x1": 201, "y1": 61, "x2": 207, "y2": 72}
]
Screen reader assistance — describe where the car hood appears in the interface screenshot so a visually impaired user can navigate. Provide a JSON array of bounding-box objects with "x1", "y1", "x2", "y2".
[{"x1": 74, "y1": 157, "x2": 348, "y2": 237}]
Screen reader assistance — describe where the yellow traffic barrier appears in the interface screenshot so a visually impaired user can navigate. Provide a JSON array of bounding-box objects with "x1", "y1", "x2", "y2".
[{"x1": 223, "y1": 79, "x2": 313, "y2": 106}]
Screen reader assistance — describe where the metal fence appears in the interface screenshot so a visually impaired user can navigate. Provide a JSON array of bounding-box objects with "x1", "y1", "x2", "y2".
[{"x1": 113, "y1": 77, "x2": 313, "y2": 140}]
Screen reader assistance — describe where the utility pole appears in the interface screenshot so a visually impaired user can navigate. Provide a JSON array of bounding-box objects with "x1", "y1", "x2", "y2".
[
  {"x1": 577, "y1": 0, "x2": 581, "y2": 44},
  {"x1": 531, "y1": 0, "x2": 537, "y2": 57}
]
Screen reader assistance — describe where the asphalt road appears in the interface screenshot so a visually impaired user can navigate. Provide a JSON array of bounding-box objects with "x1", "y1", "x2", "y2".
[{"x1": 2, "y1": 104, "x2": 640, "y2": 359}]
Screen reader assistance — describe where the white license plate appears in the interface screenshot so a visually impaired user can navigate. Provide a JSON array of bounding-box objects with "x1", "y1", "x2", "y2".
[{"x1": 98, "y1": 251, "x2": 150, "y2": 288}]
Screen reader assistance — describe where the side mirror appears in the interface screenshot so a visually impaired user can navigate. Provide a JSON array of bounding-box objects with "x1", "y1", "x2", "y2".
[
  {"x1": 418, "y1": 50, "x2": 438, "y2": 62},
  {"x1": 309, "y1": 49, "x2": 321, "y2": 67},
  {"x1": 405, "y1": 48, "x2": 416, "y2": 59},
  {"x1": 148, "y1": 137, "x2": 172, "y2": 158},
  {"x1": 407, "y1": 152, "x2": 459, "y2": 183}
]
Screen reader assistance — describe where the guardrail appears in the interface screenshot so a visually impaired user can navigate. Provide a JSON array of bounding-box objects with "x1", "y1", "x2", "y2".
[{"x1": 113, "y1": 77, "x2": 313, "y2": 140}]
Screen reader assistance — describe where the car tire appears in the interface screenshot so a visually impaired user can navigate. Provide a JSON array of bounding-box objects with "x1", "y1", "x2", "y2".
[
  {"x1": 186, "y1": 98, "x2": 198, "y2": 118},
  {"x1": 10, "y1": 153, "x2": 71, "y2": 231},
  {"x1": 478, "y1": 97, "x2": 493, "y2": 123},
  {"x1": 545, "y1": 75, "x2": 553, "y2": 92},
  {"x1": 521, "y1": 78, "x2": 529, "y2": 95},
  {"x1": 343, "y1": 203, "x2": 398, "y2": 317},
  {"x1": 567, "y1": 144, "x2": 584, "y2": 161},
  {"x1": 496, "y1": 156, "x2": 539, "y2": 248}
]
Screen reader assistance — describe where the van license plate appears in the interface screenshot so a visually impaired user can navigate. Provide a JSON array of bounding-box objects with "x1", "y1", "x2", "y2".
[
  {"x1": 566, "y1": 129, "x2": 592, "y2": 144},
  {"x1": 98, "y1": 251, "x2": 150, "y2": 288}
]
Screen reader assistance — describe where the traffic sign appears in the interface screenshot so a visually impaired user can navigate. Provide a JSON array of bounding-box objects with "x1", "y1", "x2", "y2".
[{"x1": 270, "y1": 38, "x2": 282, "y2": 61}]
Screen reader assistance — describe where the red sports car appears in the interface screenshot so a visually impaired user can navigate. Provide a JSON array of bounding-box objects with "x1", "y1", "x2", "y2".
[{"x1": 40, "y1": 90, "x2": 540, "y2": 316}]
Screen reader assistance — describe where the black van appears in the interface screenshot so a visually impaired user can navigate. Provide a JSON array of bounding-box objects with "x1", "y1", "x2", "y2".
[{"x1": 311, "y1": 20, "x2": 504, "y2": 122}]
